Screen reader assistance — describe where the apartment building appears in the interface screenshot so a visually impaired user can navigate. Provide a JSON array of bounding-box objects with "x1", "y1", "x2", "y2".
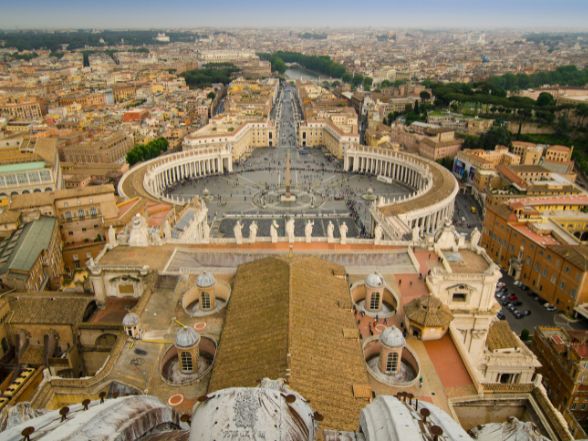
[
  {"x1": 59, "y1": 131, "x2": 134, "y2": 164},
  {"x1": 9, "y1": 184, "x2": 118, "y2": 271},
  {"x1": 481, "y1": 197, "x2": 588, "y2": 316},
  {"x1": 533, "y1": 327, "x2": 588, "y2": 436},
  {"x1": 0, "y1": 216, "x2": 63, "y2": 291}
]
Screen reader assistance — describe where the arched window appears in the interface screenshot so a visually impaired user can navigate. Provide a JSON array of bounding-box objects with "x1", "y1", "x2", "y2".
[
  {"x1": 78, "y1": 209, "x2": 85, "y2": 220},
  {"x1": 386, "y1": 352, "x2": 399, "y2": 373},
  {"x1": 180, "y1": 351, "x2": 193, "y2": 372},
  {"x1": 370, "y1": 292, "x2": 380, "y2": 310},
  {"x1": 201, "y1": 292, "x2": 211, "y2": 310}
]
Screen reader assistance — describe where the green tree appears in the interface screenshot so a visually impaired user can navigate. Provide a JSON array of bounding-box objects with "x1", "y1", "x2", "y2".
[
  {"x1": 419, "y1": 91, "x2": 431, "y2": 101},
  {"x1": 478, "y1": 125, "x2": 512, "y2": 150},
  {"x1": 536, "y1": 92, "x2": 555, "y2": 107},
  {"x1": 207, "y1": 91, "x2": 216, "y2": 100},
  {"x1": 520, "y1": 329, "x2": 530, "y2": 342}
]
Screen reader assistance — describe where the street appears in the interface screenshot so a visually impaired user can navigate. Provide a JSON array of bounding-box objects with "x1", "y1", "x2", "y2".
[{"x1": 497, "y1": 270, "x2": 588, "y2": 336}]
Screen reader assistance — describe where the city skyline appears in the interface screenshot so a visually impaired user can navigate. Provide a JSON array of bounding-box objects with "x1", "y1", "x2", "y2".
[{"x1": 2, "y1": 0, "x2": 588, "y2": 30}]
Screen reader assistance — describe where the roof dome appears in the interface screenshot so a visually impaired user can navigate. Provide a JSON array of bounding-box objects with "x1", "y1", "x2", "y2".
[
  {"x1": 366, "y1": 273, "x2": 384, "y2": 288},
  {"x1": 122, "y1": 312, "x2": 139, "y2": 327},
  {"x1": 360, "y1": 395, "x2": 473, "y2": 441},
  {"x1": 196, "y1": 272, "x2": 216, "y2": 288},
  {"x1": 380, "y1": 326, "x2": 405, "y2": 348},
  {"x1": 175, "y1": 327, "x2": 201, "y2": 348},
  {"x1": 189, "y1": 380, "x2": 315, "y2": 441}
]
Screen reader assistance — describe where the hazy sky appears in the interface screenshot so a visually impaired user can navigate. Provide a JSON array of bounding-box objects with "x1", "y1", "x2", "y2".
[{"x1": 1, "y1": 0, "x2": 587, "y2": 30}]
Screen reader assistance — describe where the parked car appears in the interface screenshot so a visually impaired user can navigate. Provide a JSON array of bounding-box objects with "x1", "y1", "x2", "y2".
[
  {"x1": 507, "y1": 303, "x2": 517, "y2": 312},
  {"x1": 544, "y1": 303, "x2": 557, "y2": 312},
  {"x1": 497, "y1": 282, "x2": 506, "y2": 289},
  {"x1": 514, "y1": 280, "x2": 522, "y2": 287},
  {"x1": 521, "y1": 285, "x2": 530, "y2": 291},
  {"x1": 508, "y1": 294, "x2": 519, "y2": 302},
  {"x1": 508, "y1": 301, "x2": 522, "y2": 307},
  {"x1": 521, "y1": 310, "x2": 531, "y2": 317},
  {"x1": 499, "y1": 298, "x2": 510, "y2": 306},
  {"x1": 514, "y1": 310, "x2": 524, "y2": 319},
  {"x1": 497, "y1": 312, "x2": 506, "y2": 320}
]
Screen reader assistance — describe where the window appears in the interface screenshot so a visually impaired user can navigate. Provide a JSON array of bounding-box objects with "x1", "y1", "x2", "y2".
[
  {"x1": 64, "y1": 211, "x2": 72, "y2": 221},
  {"x1": 180, "y1": 351, "x2": 193, "y2": 372},
  {"x1": 90, "y1": 207, "x2": 97, "y2": 217},
  {"x1": 201, "y1": 292, "x2": 211, "y2": 310},
  {"x1": 370, "y1": 292, "x2": 380, "y2": 310},
  {"x1": 386, "y1": 352, "x2": 399, "y2": 373},
  {"x1": 78, "y1": 209, "x2": 85, "y2": 220},
  {"x1": 452, "y1": 293, "x2": 467, "y2": 302}
]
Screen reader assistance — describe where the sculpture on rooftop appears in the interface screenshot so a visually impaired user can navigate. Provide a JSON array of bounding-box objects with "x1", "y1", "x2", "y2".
[
  {"x1": 233, "y1": 220, "x2": 243, "y2": 245},
  {"x1": 304, "y1": 220, "x2": 314, "y2": 243},
  {"x1": 327, "y1": 220, "x2": 335, "y2": 243},
  {"x1": 411, "y1": 225, "x2": 420, "y2": 244},
  {"x1": 470, "y1": 228, "x2": 481, "y2": 248},
  {"x1": 107, "y1": 225, "x2": 117, "y2": 248},
  {"x1": 270, "y1": 219, "x2": 279, "y2": 243},
  {"x1": 340, "y1": 221, "x2": 348, "y2": 245},
  {"x1": 202, "y1": 222, "x2": 210, "y2": 242},
  {"x1": 249, "y1": 221, "x2": 258, "y2": 244},
  {"x1": 374, "y1": 223, "x2": 383, "y2": 245},
  {"x1": 285, "y1": 218, "x2": 295, "y2": 243}
]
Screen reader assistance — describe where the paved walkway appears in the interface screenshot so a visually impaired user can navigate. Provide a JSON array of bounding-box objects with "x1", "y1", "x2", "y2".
[{"x1": 424, "y1": 335, "x2": 475, "y2": 393}]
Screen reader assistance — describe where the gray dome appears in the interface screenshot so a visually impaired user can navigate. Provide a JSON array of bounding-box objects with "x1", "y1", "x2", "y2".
[
  {"x1": 366, "y1": 273, "x2": 384, "y2": 288},
  {"x1": 175, "y1": 327, "x2": 201, "y2": 348},
  {"x1": 380, "y1": 326, "x2": 405, "y2": 348},
  {"x1": 196, "y1": 272, "x2": 216, "y2": 288},
  {"x1": 122, "y1": 312, "x2": 139, "y2": 327}
]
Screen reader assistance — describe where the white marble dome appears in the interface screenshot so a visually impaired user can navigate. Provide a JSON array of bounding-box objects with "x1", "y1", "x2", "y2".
[
  {"x1": 380, "y1": 326, "x2": 405, "y2": 348},
  {"x1": 122, "y1": 312, "x2": 139, "y2": 327},
  {"x1": 196, "y1": 272, "x2": 216, "y2": 288},
  {"x1": 175, "y1": 327, "x2": 201, "y2": 348},
  {"x1": 366, "y1": 273, "x2": 384, "y2": 288}
]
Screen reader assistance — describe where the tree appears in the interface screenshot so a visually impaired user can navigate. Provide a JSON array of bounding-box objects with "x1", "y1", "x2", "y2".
[
  {"x1": 555, "y1": 116, "x2": 570, "y2": 137},
  {"x1": 362, "y1": 76, "x2": 373, "y2": 91},
  {"x1": 207, "y1": 91, "x2": 216, "y2": 100},
  {"x1": 478, "y1": 125, "x2": 512, "y2": 150},
  {"x1": 419, "y1": 91, "x2": 431, "y2": 101},
  {"x1": 520, "y1": 329, "x2": 530, "y2": 342},
  {"x1": 536, "y1": 92, "x2": 555, "y2": 107}
]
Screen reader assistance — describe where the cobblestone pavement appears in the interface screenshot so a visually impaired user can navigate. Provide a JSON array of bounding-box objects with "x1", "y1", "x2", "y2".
[{"x1": 168, "y1": 85, "x2": 412, "y2": 238}]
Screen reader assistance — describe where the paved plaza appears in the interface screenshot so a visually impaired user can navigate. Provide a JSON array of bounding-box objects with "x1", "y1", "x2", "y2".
[{"x1": 168, "y1": 86, "x2": 412, "y2": 238}]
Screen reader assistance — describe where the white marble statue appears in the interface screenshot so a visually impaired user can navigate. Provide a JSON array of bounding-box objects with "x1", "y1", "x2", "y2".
[
  {"x1": 129, "y1": 213, "x2": 149, "y2": 247},
  {"x1": 339, "y1": 222, "x2": 348, "y2": 244},
  {"x1": 470, "y1": 228, "x2": 481, "y2": 248},
  {"x1": 270, "y1": 219, "x2": 279, "y2": 243},
  {"x1": 249, "y1": 221, "x2": 258, "y2": 243},
  {"x1": 107, "y1": 225, "x2": 117, "y2": 247},
  {"x1": 162, "y1": 219, "x2": 172, "y2": 240},
  {"x1": 202, "y1": 222, "x2": 210, "y2": 242},
  {"x1": 374, "y1": 223, "x2": 383, "y2": 245},
  {"x1": 327, "y1": 221, "x2": 335, "y2": 243},
  {"x1": 411, "y1": 225, "x2": 420, "y2": 243},
  {"x1": 285, "y1": 218, "x2": 295, "y2": 243},
  {"x1": 304, "y1": 220, "x2": 314, "y2": 243},
  {"x1": 86, "y1": 256, "x2": 95, "y2": 269},
  {"x1": 233, "y1": 220, "x2": 243, "y2": 245}
]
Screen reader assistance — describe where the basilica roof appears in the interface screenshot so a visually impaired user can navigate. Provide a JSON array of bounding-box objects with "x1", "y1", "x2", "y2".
[{"x1": 209, "y1": 255, "x2": 370, "y2": 432}]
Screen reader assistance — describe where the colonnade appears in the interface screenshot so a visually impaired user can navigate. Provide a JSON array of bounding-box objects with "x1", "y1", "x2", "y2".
[
  {"x1": 345, "y1": 146, "x2": 458, "y2": 239},
  {"x1": 142, "y1": 146, "x2": 232, "y2": 201}
]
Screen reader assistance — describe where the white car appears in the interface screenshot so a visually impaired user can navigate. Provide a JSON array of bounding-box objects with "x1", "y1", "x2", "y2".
[{"x1": 544, "y1": 303, "x2": 557, "y2": 312}]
